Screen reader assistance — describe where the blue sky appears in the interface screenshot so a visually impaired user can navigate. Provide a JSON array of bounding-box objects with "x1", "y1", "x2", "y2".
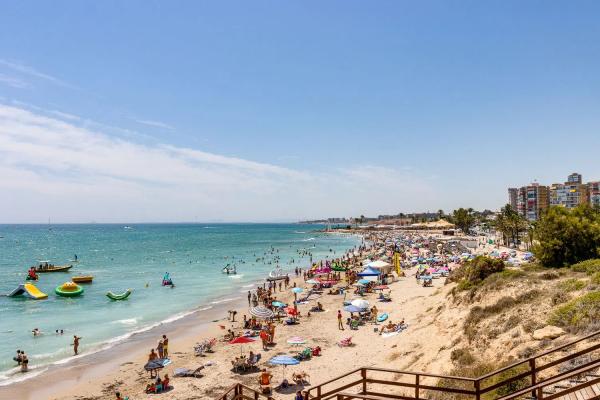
[{"x1": 1, "y1": 1, "x2": 599, "y2": 222}]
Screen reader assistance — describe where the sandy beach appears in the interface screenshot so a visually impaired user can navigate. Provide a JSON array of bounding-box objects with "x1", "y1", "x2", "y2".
[{"x1": 0, "y1": 231, "x2": 548, "y2": 400}]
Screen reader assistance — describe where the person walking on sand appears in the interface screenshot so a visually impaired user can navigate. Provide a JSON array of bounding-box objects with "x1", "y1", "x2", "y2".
[
  {"x1": 72, "y1": 335, "x2": 81, "y2": 355},
  {"x1": 337, "y1": 310, "x2": 344, "y2": 330},
  {"x1": 162, "y1": 334, "x2": 169, "y2": 358},
  {"x1": 247, "y1": 291, "x2": 251, "y2": 306},
  {"x1": 157, "y1": 336, "x2": 164, "y2": 359}
]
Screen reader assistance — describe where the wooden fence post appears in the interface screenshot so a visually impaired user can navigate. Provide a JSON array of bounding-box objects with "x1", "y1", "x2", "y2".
[
  {"x1": 529, "y1": 359, "x2": 537, "y2": 398},
  {"x1": 475, "y1": 380, "x2": 480, "y2": 400},
  {"x1": 415, "y1": 374, "x2": 420, "y2": 399},
  {"x1": 361, "y1": 368, "x2": 367, "y2": 394}
]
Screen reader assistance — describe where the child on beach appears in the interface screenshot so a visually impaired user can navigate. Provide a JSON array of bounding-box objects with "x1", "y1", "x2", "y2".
[
  {"x1": 162, "y1": 334, "x2": 169, "y2": 358},
  {"x1": 157, "y1": 337, "x2": 164, "y2": 358}
]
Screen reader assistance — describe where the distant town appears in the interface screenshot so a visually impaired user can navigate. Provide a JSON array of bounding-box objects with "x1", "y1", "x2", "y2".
[
  {"x1": 508, "y1": 172, "x2": 600, "y2": 221},
  {"x1": 301, "y1": 171, "x2": 599, "y2": 225}
]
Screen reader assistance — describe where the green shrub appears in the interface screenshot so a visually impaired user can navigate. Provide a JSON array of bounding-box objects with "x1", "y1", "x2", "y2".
[
  {"x1": 591, "y1": 272, "x2": 600, "y2": 285},
  {"x1": 549, "y1": 292, "x2": 600, "y2": 332},
  {"x1": 450, "y1": 256, "x2": 505, "y2": 290},
  {"x1": 533, "y1": 205, "x2": 600, "y2": 267},
  {"x1": 558, "y1": 278, "x2": 586, "y2": 292},
  {"x1": 450, "y1": 348, "x2": 476, "y2": 366},
  {"x1": 571, "y1": 259, "x2": 600, "y2": 275}
]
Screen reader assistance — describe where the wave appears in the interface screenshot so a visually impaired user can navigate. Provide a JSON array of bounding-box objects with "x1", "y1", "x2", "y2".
[
  {"x1": 112, "y1": 318, "x2": 138, "y2": 326},
  {"x1": 228, "y1": 274, "x2": 243, "y2": 279},
  {"x1": 0, "y1": 304, "x2": 218, "y2": 386},
  {"x1": 302, "y1": 238, "x2": 316, "y2": 241},
  {"x1": 210, "y1": 297, "x2": 240, "y2": 305}
]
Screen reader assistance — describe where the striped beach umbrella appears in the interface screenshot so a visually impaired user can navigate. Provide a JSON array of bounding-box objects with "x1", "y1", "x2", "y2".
[
  {"x1": 249, "y1": 306, "x2": 274, "y2": 319},
  {"x1": 286, "y1": 336, "x2": 306, "y2": 346}
]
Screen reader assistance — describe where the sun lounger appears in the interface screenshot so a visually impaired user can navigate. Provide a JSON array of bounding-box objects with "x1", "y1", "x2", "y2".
[{"x1": 174, "y1": 367, "x2": 204, "y2": 377}]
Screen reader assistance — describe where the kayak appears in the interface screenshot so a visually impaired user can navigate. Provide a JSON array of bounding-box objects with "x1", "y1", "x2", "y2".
[
  {"x1": 106, "y1": 289, "x2": 132, "y2": 301},
  {"x1": 377, "y1": 313, "x2": 389, "y2": 322},
  {"x1": 55, "y1": 282, "x2": 84, "y2": 297}
]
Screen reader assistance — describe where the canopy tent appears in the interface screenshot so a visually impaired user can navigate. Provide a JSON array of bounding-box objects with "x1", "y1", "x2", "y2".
[
  {"x1": 367, "y1": 260, "x2": 393, "y2": 275},
  {"x1": 357, "y1": 267, "x2": 380, "y2": 276}
]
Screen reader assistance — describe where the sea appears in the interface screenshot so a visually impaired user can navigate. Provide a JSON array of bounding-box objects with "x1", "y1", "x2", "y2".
[{"x1": 0, "y1": 223, "x2": 360, "y2": 384}]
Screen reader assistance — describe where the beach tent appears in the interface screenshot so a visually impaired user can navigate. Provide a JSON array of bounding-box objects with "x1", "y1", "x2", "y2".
[{"x1": 357, "y1": 267, "x2": 380, "y2": 277}]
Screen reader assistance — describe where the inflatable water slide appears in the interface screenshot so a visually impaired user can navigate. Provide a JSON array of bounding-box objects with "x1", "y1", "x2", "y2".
[{"x1": 7, "y1": 283, "x2": 48, "y2": 299}]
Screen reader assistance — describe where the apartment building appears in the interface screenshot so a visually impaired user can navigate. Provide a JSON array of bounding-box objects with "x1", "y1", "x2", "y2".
[
  {"x1": 516, "y1": 183, "x2": 550, "y2": 221},
  {"x1": 589, "y1": 181, "x2": 600, "y2": 207},
  {"x1": 550, "y1": 173, "x2": 589, "y2": 208}
]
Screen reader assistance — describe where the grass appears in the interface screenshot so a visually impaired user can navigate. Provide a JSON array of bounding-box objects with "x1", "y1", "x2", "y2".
[
  {"x1": 549, "y1": 291, "x2": 600, "y2": 332},
  {"x1": 557, "y1": 278, "x2": 586, "y2": 292},
  {"x1": 591, "y1": 272, "x2": 600, "y2": 285},
  {"x1": 464, "y1": 290, "x2": 540, "y2": 340},
  {"x1": 570, "y1": 259, "x2": 600, "y2": 275}
]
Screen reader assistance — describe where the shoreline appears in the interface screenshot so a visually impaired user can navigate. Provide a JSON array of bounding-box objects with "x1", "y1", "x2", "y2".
[{"x1": 0, "y1": 233, "x2": 363, "y2": 399}]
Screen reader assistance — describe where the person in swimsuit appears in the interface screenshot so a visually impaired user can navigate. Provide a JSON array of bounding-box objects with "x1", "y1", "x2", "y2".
[
  {"x1": 72, "y1": 335, "x2": 81, "y2": 355},
  {"x1": 157, "y1": 337, "x2": 164, "y2": 359},
  {"x1": 162, "y1": 335, "x2": 169, "y2": 358},
  {"x1": 258, "y1": 368, "x2": 272, "y2": 393}
]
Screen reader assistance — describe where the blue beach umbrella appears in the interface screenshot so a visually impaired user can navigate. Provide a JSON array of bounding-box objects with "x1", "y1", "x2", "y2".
[
  {"x1": 291, "y1": 287, "x2": 304, "y2": 294},
  {"x1": 272, "y1": 301, "x2": 286, "y2": 308},
  {"x1": 344, "y1": 305, "x2": 364, "y2": 313},
  {"x1": 358, "y1": 279, "x2": 371, "y2": 285},
  {"x1": 268, "y1": 355, "x2": 300, "y2": 380}
]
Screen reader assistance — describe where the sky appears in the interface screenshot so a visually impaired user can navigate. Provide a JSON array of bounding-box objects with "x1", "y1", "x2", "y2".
[{"x1": 1, "y1": 1, "x2": 599, "y2": 223}]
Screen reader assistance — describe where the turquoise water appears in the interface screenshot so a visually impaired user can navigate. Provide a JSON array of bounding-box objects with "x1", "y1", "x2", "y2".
[{"x1": 0, "y1": 223, "x2": 359, "y2": 382}]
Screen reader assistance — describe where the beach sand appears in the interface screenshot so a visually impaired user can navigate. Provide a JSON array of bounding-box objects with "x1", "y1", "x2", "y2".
[
  {"x1": 1, "y1": 232, "x2": 526, "y2": 400},
  {"x1": 3, "y1": 269, "x2": 464, "y2": 399}
]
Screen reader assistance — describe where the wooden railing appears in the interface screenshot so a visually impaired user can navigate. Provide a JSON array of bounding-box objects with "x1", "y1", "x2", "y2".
[
  {"x1": 305, "y1": 330, "x2": 600, "y2": 400},
  {"x1": 217, "y1": 383, "x2": 274, "y2": 400}
]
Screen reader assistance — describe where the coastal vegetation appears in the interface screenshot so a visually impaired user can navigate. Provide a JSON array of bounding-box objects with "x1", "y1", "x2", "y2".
[
  {"x1": 532, "y1": 204, "x2": 600, "y2": 267},
  {"x1": 448, "y1": 256, "x2": 505, "y2": 291},
  {"x1": 549, "y1": 291, "x2": 600, "y2": 332}
]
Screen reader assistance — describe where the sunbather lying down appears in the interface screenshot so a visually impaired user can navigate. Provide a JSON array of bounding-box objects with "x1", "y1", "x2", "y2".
[
  {"x1": 379, "y1": 320, "x2": 407, "y2": 334},
  {"x1": 292, "y1": 371, "x2": 310, "y2": 385}
]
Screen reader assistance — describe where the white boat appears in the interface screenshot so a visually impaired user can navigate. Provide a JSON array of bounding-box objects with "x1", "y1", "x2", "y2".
[{"x1": 267, "y1": 267, "x2": 286, "y2": 281}]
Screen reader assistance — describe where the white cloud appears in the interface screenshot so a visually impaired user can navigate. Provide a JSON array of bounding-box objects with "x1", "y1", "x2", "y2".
[
  {"x1": 0, "y1": 103, "x2": 436, "y2": 223},
  {"x1": 134, "y1": 119, "x2": 175, "y2": 130},
  {"x1": 0, "y1": 73, "x2": 30, "y2": 89},
  {"x1": 0, "y1": 59, "x2": 75, "y2": 89}
]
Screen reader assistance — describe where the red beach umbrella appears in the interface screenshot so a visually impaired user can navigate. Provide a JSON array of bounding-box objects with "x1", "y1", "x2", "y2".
[
  {"x1": 285, "y1": 307, "x2": 299, "y2": 316},
  {"x1": 229, "y1": 336, "x2": 255, "y2": 355}
]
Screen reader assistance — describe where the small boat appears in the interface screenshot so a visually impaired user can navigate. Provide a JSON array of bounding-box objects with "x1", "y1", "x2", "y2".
[
  {"x1": 72, "y1": 275, "x2": 93, "y2": 283},
  {"x1": 106, "y1": 289, "x2": 133, "y2": 301},
  {"x1": 34, "y1": 261, "x2": 73, "y2": 273},
  {"x1": 267, "y1": 267, "x2": 287, "y2": 281},
  {"x1": 55, "y1": 282, "x2": 84, "y2": 297}
]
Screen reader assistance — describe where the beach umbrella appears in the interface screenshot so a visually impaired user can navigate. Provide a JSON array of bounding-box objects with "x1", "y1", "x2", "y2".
[
  {"x1": 285, "y1": 307, "x2": 298, "y2": 316},
  {"x1": 286, "y1": 336, "x2": 306, "y2": 346},
  {"x1": 344, "y1": 305, "x2": 364, "y2": 313},
  {"x1": 351, "y1": 299, "x2": 369, "y2": 309},
  {"x1": 291, "y1": 287, "x2": 304, "y2": 294},
  {"x1": 357, "y1": 279, "x2": 371, "y2": 285},
  {"x1": 250, "y1": 306, "x2": 274, "y2": 319},
  {"x1": 272, "y1": 301, "x2": 286, "y2": 308},
  {"x1": 229, "y1": 336, "x2": 255, "y2": 355},
  {"x1": 268, "y1": 355, "x2": 300, "y2": 380},
  {"x1": 306, "y1": 279, "x2": 319, "y2": 285}
]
